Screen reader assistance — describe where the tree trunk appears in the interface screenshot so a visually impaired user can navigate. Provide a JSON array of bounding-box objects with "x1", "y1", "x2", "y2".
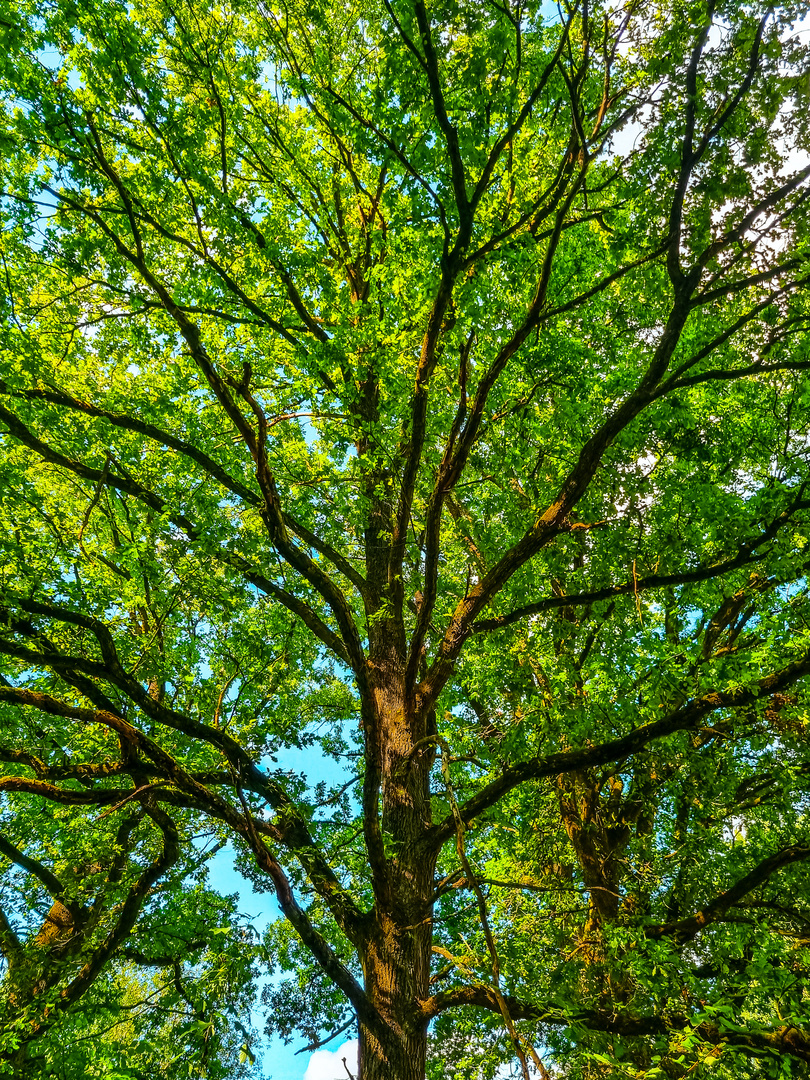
[
  {"x1": 358, "y1": 924, "x2": 430, "y2": 1080},
  {"x1": 357, "y1": 903, "x2": 432, "y2": 1079},
  {"x1": 358, "y1": 1022, "x2": 428, "y2": 1080},
  {"x1": 357, "y1": 631, "x2": 435, "y2": 1080}
]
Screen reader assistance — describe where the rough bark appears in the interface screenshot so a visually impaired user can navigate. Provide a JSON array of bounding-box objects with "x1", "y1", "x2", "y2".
[{"x1": 358, "y1": 631, "x2": 436, "y2": 1079}]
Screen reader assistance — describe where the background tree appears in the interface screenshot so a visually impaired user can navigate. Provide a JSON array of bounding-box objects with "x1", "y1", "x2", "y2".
[{"x1": 2, "y1": 0, "x2": 810, "y2": 1076}]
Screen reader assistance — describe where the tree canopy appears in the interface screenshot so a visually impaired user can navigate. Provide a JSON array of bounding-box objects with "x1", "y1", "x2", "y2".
[{"x1": 2, "y1": 0, "x2": 810, "y2": 1076}]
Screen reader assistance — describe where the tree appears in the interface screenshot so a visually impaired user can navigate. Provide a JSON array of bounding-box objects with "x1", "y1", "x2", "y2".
[{"x1": 2, "y1": 0, "x2": 810, "y2": 1075}]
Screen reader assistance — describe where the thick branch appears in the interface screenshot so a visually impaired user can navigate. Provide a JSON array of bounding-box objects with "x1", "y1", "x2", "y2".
[
  {"x1": 420, "y1": 988, "x2": 810, "y2": 1065},
  {"x1": 0, "y1": 408, "x2": 351, "y2": 664},
  {"x1": 0, "y1": 691, "x2": 373, "y2": 1009},
  {"x1": 473, "y1": 494, "x2": 809, "y2": 632},
  {"x1": 420, "y1": 276, "x2": 697, "y2": 705},
  {"x1": 0, "y1": 664, "x2": 368, "y2": 941},
  {"x1": 649, "y1": 845, "x2": 810, "y2": 945},
  {"x1": 24, "y1": 805, "x2": 180, "y2": 1044},
  {"x1": 422, "y1": 647, "x2": 810, "y2": 853},
  {"x1": 412, "y1": 0, "x2": 469, "y2": 221}
]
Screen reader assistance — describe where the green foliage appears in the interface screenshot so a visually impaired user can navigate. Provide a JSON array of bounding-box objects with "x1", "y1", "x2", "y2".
[{"x1": 2, "y1": 0, "x2": 810, "y2": 1076}]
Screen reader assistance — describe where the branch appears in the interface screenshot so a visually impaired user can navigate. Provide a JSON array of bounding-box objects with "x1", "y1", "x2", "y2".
[
  {"x1": 387, "y1": 28, "x2": 578, "y2": 591},
  {"x1": 0, "y1": 687, "x2": 373, "y2": 1011},
  {"x1": 437, "y1": 740, "x2": 547, "y2": 1079},
  {"x1": 295, "y1": 1015, "x2": 355, "y2": 1055},
  {"x1": 322, "y1": 83, "x2": 448, "y2": 233},
  {"x1": 666, "y1": 1, "x2": 716, "y2": 285},
  {"x1": 0, "y1": 655, "x2": 368, "y2": 942},
  {"x1": 420, "y1": 988, "x2": 810, "y2": 1065},
  {"x1": 406, "y1": 151, "x2": 593, "y2": 686},
  {"x1": 422, "y1": 647, "x2": 810, "y2": 852},
  {"x1": 0, "y1": 901, "x2": 23, "y2": 968},
  {"x1": 648, "y1": 845, "x2": 810, "y2": 945},
  {"x1": 15, "y1": 363, "x2": 361, "y2": 599},
  {"x1": 473, "y1": 495, "x2": 809, "y2": 632},
  {"x1": 0, "y1": 776, "x2": 130, "y2": 805},
  {"x1": 24, "y1": 804, "x2": 180, "y2": 1044},
  {"x1": 692, "y1": 12, "x2": 768, "y2": 160},
  {"x1": 0, "y1": 833, "x2": 66, "y2": 899},
  {"x1": 419, "y1": 273, "x2": 697, "y2": 705},
  {"x1": 38, "y1": 185, "x2": 366, "y2": 676},
  {"x1": 412, "y1": 0, "x2": 469, "y2": 222},
  {"x1": 469, "y1": 28, "x2": 571, "y2": 213},
  {"x1": 0, "y1": 406, "x2": 352, "y2": 664},
  {"x1": 0, "y1": 379, "x2": 260, "y2": 505}
]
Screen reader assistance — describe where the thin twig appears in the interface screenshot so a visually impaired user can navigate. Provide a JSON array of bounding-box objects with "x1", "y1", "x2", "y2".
[{"x1": 96, "y1": 782, "x2": 168, "y2": 820}]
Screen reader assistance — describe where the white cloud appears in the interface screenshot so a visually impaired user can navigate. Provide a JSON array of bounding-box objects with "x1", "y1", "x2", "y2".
[{"x1": 302, "y1": 1040, "x2": 359, "y2": 1080}]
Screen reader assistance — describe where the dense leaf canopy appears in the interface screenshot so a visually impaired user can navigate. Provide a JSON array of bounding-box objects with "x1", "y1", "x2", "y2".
[{"x1": 2, "y1": 0, "x2": 810, "y2": 1076}]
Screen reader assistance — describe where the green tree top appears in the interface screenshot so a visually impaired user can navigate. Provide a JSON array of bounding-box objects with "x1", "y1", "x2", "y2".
[{"x1": 2, "y1": 0, "x2": 810, "y2": 1076}]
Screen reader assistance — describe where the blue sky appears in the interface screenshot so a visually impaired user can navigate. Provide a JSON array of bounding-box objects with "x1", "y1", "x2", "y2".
[
  {"x1": 207, "y1": 744, "x2": 357, "y2": 1080},
  {"x1": 207, "y1": 845, "x2": 306, "y2": 1080}
]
